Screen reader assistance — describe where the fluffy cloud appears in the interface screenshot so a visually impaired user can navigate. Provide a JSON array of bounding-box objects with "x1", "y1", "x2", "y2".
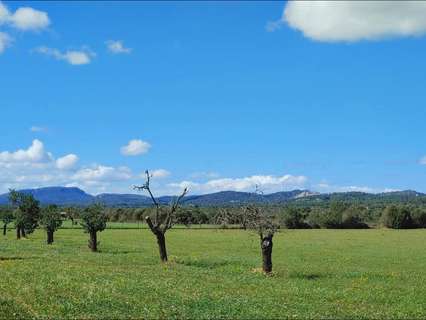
[
  {"x1": 10, "y1": 6, "x2": 50, "y2": 31},
  {"x1": 56, "y1": 154, "x2": 79, "y2": 170},
  {"x1": 106, "y1": 40, "x2": 132, "y2": 54},
  {"x1": 121, "y1": 139, "x2": 151, "y2": 156},
  {"x1": 168, "y1": 174, "x2": 308, "y2": 194},
  {"x1": 0, "y1": 2, "x2": 50, "y2": 31},
  {"x1": 72, "y1": 165, "x2": 132, "y2": 182},
  {"x1": 283, "y1": 1, "x2": 426, "y2": 42},
  {"x1": 150, "y1": 169, "x2": 170, "y2": 179},
  {"x1": 34, "y1": 46, "x2": 95, "y2": 65},
  {"x1": 315, "y1": 183, "x2": 399, "y2": 194},
  {"x1": 0, "y1": 31, "x2": 11, "y2": 53},
  {"x1": 419, "y1": 156, "x2": 426, "y2": 165},
  {"x1": 0, "y1": 139, "x2": 49, "y2": 164}
]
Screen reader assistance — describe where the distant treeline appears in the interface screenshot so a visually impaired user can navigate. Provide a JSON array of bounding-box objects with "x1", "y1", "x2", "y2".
[{"x1": 2, "y1": 201, "x2": 425, "y2": 230}]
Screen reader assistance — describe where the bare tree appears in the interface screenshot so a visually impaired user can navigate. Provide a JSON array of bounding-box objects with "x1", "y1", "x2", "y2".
[
  {"x1": 134, "y1": 170, "x2": 188, "y2": 262},
  {"x1": 244, "y1": 203, "x2": 277, "y2": 274},
  {"x1": 215, "y1": 186, "x2": 278, "y2": 274}
]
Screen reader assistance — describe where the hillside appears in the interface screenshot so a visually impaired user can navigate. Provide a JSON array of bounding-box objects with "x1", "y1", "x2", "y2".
[{"x1": 0, "y1": 187, "x2": 425, "y2": 207}]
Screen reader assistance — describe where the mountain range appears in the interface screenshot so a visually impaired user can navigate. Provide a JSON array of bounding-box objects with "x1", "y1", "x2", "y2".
[{"x1": 0, "y1": 187, "x2": 424, "y2": 207}]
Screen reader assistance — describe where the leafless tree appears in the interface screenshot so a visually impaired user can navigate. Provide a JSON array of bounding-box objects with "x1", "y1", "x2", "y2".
[
  {"x1": 244, "y1": 203, "x2": 278, "y2": 273},
  {"x1": 134, "y1": 170, "x2": 188, "y2": 262},
  {"x1": 215, "y1": 186, "x2": 278, "y2": 273}
]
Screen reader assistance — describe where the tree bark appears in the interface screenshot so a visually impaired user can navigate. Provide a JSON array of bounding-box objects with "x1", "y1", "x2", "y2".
[
  {"x1": 21, "y1": 228, "x2": 26, "y2": 238},
  {"x1": 145, "y1": 216, "x2": 168, "y2": 262},
  {"x1": 47, "y1": 229, "x2": 54, "y2": 244},
  {"x1": 156, "y1": 232, "x2": 168, "y2": 262},
  {"x1": 16, "y1": 227, "x2": 21, "y2": 240},
  {"x1": 88, "y1": 231, "x2": 97, "y2": 252},
  {"x1": 3, "y1": 224, "x2": 6, "y2": 236},
  {"x1": 261, "y1": 235, "x2": 273, "y2": 273}
]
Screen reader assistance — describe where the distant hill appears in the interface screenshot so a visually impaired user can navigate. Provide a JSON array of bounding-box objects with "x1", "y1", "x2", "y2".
[
  {"x1": 0, "y1": 187, "x2": 425, "y2": 207},
  {"x1": 0, "y1": 187, "x2": 94, "y2": 206}
]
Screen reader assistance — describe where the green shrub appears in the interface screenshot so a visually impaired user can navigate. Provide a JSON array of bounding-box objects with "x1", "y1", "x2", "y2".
[
  {"x1": 411, "y1": 208, "x2": 426, "y2": 228},
  {"x1": 381, "y1": 206, "x2": 414, "y2": 229},
  {"x1": 341, "y1": 207, "x2": 369, "y2": 229},
  {"x1": 281, "y1": 208, "x2": 311, "y2": 229}
]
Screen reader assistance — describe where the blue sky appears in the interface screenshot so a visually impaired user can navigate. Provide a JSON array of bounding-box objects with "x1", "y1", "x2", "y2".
[{"x1": 1, "y1": 1, "x2": 426, "y2": 195}]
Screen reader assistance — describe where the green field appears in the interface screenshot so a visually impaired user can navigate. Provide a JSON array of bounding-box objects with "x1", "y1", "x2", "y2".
[{"x1": 1, "y1": 228, "x2": 425, "y2": 319}]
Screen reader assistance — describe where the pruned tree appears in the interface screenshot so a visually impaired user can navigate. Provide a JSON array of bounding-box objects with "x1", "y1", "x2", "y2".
[
  {"x1": 0, "y1": 208, "x2": 14, "y2": 236},
  {"x1": 8, "y1": 189, "x2": 40, "y2": 239},
  {"x1": 216, "y1": 187, "x2": 278, "y2": 274},
  {"x1": 134, "y1": 170, "x2": 188, "y2": 262},
  {"x1": 40, "y1": 205, "x2": 63, "y2": 244},
  {"x1": 80, "y1": 204, "x2": 107, "y2": 252},
  {"x1": 244, "y1": 203, "x2": 278, "y2": 274}
]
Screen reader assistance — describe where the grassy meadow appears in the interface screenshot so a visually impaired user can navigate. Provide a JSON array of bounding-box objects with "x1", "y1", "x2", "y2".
[{"x1": 1, "y1": 227, "x2": 426, "y2": 319}]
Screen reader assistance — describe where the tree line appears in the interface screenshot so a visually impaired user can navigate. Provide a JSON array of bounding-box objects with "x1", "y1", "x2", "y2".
[{"x1": 1, "y1": 172, "x2": 426, "y2": 274}]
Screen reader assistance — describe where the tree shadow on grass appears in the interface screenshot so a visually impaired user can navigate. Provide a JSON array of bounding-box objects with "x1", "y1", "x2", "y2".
[
  {"x1": 0, "y1": 256, "x2": 37, "y2": 261},
  {"x1": 102, "y1": 250, "x2": 142, "y2": 255},
  {"x1": 173, "y1": 257, "x2": 238, "y2": 269},
  {"x1": 289, "y1": 271, "x2": 331, "y2": 280}
]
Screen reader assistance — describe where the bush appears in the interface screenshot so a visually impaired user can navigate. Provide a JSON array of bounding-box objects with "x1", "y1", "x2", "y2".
[
  {"x1": 341, "y1": 207, "x2": 369, "y2": 229},
  {"x1": 281, "y1": 208, "x2": 311, "y2": 229},
  {"x1": 381, "y1": 206, "x2": 414, "y2": 229},
  {"x1": 411, "y1": 208, "x2": 426, "y2": 228}
]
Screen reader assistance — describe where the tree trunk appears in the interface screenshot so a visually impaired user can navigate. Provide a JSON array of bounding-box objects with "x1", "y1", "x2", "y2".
[
  {"x1": 156, "y1": 232, "x2": 168, "y2": 262},
  {"x1": 261, "y1": 235, "x2": 273, "y2": 273},
  {"x1": 21, "y1": 228, "x2": 26, "y2": 238},
  {"x1": 16, "y1": 227, "x2": 21, "y2": 240},
  {"x1": 88, "y1": 231, "x2": 97, "y2": 252},
  {"x1": 3, "y1": 224, "x2": 7, "y2": 236},
  {"x1": 47, "y1": 230, "x2": 54, "y2": 244}
]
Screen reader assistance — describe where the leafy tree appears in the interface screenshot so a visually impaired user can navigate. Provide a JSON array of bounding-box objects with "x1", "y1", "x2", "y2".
[
  {"x1": 0, "y1": 208, "x2": 14, "y2": 236},
  {"x1": 281, "y1": 207, "x2": 310, "y2": 229},
  {"x1": 411, "y1": 207, "x2": 426, "y2": 228},
  {"x1": 80, "y1": 204, "x2": 107, "y2": 252},
  {"x1": 381, "y1": 205, "x2": 414, "y2": 229},
  {"x1": 8, "y1": 190, "x2": 40, "y2": 239},
  {"x1": 40, "y1": 205, "x2": 63, "y2": 244},
  {"x1": 134, "y1": 170, "x2": 188, "y2": 262}
]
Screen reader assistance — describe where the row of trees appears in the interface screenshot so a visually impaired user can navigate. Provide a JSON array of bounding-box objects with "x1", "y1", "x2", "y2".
[{"x1": 2, "y1": 190, "x2": 108, "y2": 251}]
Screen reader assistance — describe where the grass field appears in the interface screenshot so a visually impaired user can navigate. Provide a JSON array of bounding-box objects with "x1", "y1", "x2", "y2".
[{"x1": 1, "y1": 228, "x2": 426, "y2": 319}]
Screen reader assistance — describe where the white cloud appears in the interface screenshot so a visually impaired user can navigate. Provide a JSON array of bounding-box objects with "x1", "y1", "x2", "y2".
[
  {"x1": 10, "y1": 6, "x2": 50, "y2": 31},
  {"x1": 150, "y1": 169, "x2": 170, "y2": 179},
  {"x1": 0, "y1": 2, "x2": 9, "y2": 23},
  {"x1": 168, "y1": 174, "x2": 308, "y2": 194},
  {"x1": 121, "y1": 139, "x2": 151, "y2": 156},
  {"x1": 56, "y1": 154, "x2": 79, "y2": 170},
  {"x1": 0, "y1": 2, "x2": 50, "y2": 31},
  {"x1": 283, "y1": 1, "x2": 426, "y2": 42},
  {"x1": 0, "y1": 139, "x2": 49, "y2": 163},
  {"x1": 189, "y1": 171, "x2": 220, "y2": 179},
  {"x1": 419, "y1": 156, "x2": 426, "y2": 165},
  {"x1": 106, "y1": 40, "x2": 132, "y2": 54},
  {"x1": 0, "y1": 31, "x2": 11, "y2": 53},
  {"x1": 30, "y1": 126, "x2": 47, "y2": 132},
  {"x1": 72, "y1": 165, "x2": 132, "y2": 182},
  {"x1": 315, "y1": 182, "x2": 397, "y2": 194},
  {"x1": 34, "y1": 46, "x2": 95, "y2": 65}
]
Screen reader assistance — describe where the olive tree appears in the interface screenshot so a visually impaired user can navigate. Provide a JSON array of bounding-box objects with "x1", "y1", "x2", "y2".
[
  {"x1": 216, "y1": 188, "x2": 278, "y2": 274},
  {"x1": 134, "y1": 170, "x2": 188, "y2": 262},
  {"x1": 40, "y1": 205, "x2": 63, "y2": 244},
  {"x1": 80, "y1": 204, "x2": 107, "y2": 252},
  {"x1": 244, "y1": 203, "x2": 278, "y2": 273},
  {"x1": 8, "y1": 190, "x2": 40, "y2": 239},
  {"x1": 0, "y1": 209, "x2": 14, "y2": 236}
]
